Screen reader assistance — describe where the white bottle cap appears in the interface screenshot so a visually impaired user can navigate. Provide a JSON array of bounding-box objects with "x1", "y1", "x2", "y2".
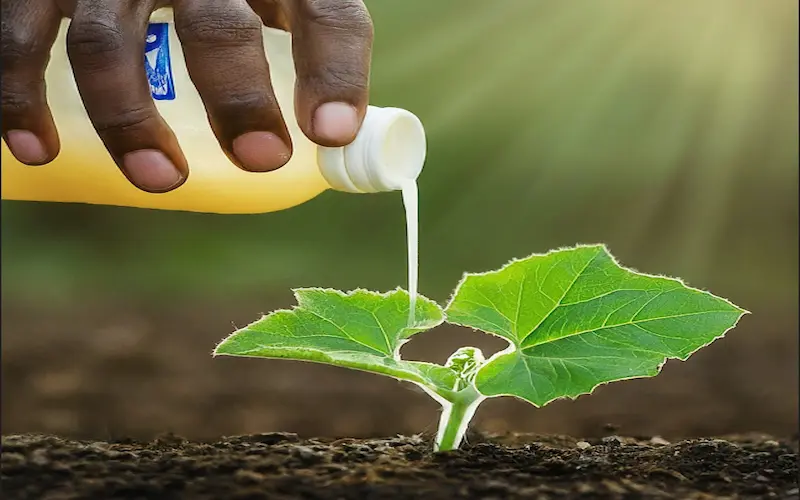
[{"x1": 318, "y1": 106, "x2": 426, "y2": 193}]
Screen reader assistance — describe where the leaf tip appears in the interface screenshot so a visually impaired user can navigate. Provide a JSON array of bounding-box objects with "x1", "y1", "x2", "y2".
[{"x1": 212, "y1": 334, "x2": 235, "y2": 357}]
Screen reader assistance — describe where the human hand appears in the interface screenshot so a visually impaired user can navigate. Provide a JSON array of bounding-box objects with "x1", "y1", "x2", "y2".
[{"x1": 1, "y1": 0, "x2": 373, "y2": 192}]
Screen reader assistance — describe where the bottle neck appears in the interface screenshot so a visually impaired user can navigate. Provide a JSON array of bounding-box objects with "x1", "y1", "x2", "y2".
[{"x1": 318, "y1": 106, "x2": 426, "y2": 193}]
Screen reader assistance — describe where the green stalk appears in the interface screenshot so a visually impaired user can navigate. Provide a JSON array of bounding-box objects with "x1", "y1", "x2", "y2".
[{"x1": 434, "y1": 386, "x2": 484, "y2": 452}]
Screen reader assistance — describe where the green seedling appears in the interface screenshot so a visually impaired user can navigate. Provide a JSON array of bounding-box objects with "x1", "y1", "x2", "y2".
[{"x1": 214, "y1": 244, "x2": 747, "y2": 452}]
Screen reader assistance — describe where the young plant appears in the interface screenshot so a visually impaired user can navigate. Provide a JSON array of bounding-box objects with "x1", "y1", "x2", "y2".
[{"x1": 214, "y1": 245, "x2": 747, "y2": 452}]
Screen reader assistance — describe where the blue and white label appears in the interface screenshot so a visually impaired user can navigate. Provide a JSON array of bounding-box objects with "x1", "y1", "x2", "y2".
[{"x1": 144, "y1": 23, "x2": 175, "y2": 100}]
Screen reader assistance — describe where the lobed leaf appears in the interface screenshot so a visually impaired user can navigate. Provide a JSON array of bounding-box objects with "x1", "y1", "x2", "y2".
[
  {"x1": 444, "y1": 244, "x2": 748, "y2": 406},
  {"x1": 214, "y1": 288, "x2": 457, "y2": 394}
]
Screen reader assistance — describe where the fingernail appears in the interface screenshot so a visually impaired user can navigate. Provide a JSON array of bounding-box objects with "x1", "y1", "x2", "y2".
[
  {"x1": 232, "y1": 132, "x2": 291, "y2": 172},
  {"x1": 122, "y1": 150, "x2": 183, "y2": 192},
  {"x1": 5, "y1": 130, "x2": 49, "y2": 164},
  {"x1": 313, "y1": 102, "x2": 359, "y2": 144}
]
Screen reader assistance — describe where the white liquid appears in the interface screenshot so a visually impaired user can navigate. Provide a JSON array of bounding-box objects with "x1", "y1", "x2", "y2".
[{"x1": 401, "y1": 180, "x2": 419, "y2": 325}]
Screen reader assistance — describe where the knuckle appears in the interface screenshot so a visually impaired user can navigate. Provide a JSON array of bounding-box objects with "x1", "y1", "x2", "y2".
[
  {"x1": 216, "y1": 90, "x2": 279, "y2": 112},
  {"x1": 299, "y1": 0, "x2": 373, "y2": 38},
  {"x1": 320, "y1": 66, "x2": 368, "y2": 93},
  {"x1": 177, "y1": 9, "x2": 262, "y2": 47},
  {"x1": 0, "y1": 20, "x2": 49, "y2": 67},
  {"x1": 93, "y1": 106, "x2": 155, "y2": 136},
  {"x1": 209, "y1": 90, "x2": 282, "y2": 124},
  {"x1": 66, "y1": 18, "x2": 126, "y2": 66},
  {"x1": 1, "y1": 88, "x2": 35, "y2": 117}
]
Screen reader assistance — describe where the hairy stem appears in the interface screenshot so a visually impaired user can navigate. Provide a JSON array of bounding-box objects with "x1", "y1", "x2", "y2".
[{"x1": 434, "y1": 386, "x2": 483, "y2": 452}]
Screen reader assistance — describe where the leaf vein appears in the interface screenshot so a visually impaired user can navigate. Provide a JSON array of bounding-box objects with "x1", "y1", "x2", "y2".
[
  {"x1": 523, "y1": 309, "x2": 735, "y2": 350},
  {"x1": 519, "y1": 248, "x2": 603, "y2": 345},
  {"x1": 301, "y1": 309, "x2": 388, "y2": 356}
]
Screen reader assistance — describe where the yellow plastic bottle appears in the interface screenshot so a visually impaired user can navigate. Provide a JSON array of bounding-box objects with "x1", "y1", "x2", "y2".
[{"x1": 0, "y1": 9, "x2": 426, "y2": 214}]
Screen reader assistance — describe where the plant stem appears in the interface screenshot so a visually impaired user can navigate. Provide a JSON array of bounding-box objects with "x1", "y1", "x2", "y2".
[{"x1": 434, "y1": 386, "x2": 483, "y2": 452}]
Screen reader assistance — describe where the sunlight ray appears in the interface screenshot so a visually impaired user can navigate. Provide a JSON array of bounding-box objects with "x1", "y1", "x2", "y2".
[
  {"x1": 376, "y1": 1, "x2": 524, "y2": 82},
  {"x1": 420, "y1": 4, "x2": 593, "y2": 136}
]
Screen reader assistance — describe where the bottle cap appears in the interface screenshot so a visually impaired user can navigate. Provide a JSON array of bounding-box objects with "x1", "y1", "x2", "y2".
[{"x1": 318, "y1": 106, "x2": 426, "y2": 193}]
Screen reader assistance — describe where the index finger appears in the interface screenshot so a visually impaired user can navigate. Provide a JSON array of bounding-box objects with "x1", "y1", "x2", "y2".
[
  {"x1": 67, "y1": 0, "x2": 189, "y2": 193},
  {"x1": 279, "y1": 0, "x2": 373, "y2": 147}
]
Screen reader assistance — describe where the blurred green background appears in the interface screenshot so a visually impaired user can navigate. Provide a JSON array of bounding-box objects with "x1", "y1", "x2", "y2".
[{"x1": 2, "y1": 0, "x2": 797, "y2": 440}]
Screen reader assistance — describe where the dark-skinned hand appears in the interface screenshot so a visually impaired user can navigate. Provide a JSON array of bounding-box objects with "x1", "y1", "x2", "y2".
[{"x1": 1, "y1": 0, "x2": 373, "y2": 192}]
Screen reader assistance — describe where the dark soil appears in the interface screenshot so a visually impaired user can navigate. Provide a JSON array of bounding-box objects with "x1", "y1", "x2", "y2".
[
  {"x1": 2, "y1": 300, "x2": 798, "y2": 442},
  {"x1": 1, "y1": 432, "x2": 797, "y2": 500}
]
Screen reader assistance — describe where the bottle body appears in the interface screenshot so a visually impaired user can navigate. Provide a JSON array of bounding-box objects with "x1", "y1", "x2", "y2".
[{"x1": 1, "y1": 12, "x2": 340, "y2": 214}]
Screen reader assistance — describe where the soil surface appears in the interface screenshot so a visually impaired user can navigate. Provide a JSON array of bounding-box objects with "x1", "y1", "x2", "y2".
[{"x1": 1, "y1": 432, "x2": 797, "y2": 500}]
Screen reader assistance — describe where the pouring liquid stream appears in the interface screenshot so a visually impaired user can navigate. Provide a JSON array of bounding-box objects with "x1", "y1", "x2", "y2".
[{"x1": 401, "y1": 180, "x2": 419, "y2": 325}]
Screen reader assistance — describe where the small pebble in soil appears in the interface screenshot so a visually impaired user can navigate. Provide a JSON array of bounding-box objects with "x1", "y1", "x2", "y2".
[{"x1": 601, "y1": 436, "x2": 624, "y2": 447}]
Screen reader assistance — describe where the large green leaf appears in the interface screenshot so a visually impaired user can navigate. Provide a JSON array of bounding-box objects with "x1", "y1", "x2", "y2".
[
  {"x1": 444, "y1": 244, "x2": 747, "y2": 406},
  {"x1": 214, "y1": 288, "x2": 457, "y2": 393}
]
